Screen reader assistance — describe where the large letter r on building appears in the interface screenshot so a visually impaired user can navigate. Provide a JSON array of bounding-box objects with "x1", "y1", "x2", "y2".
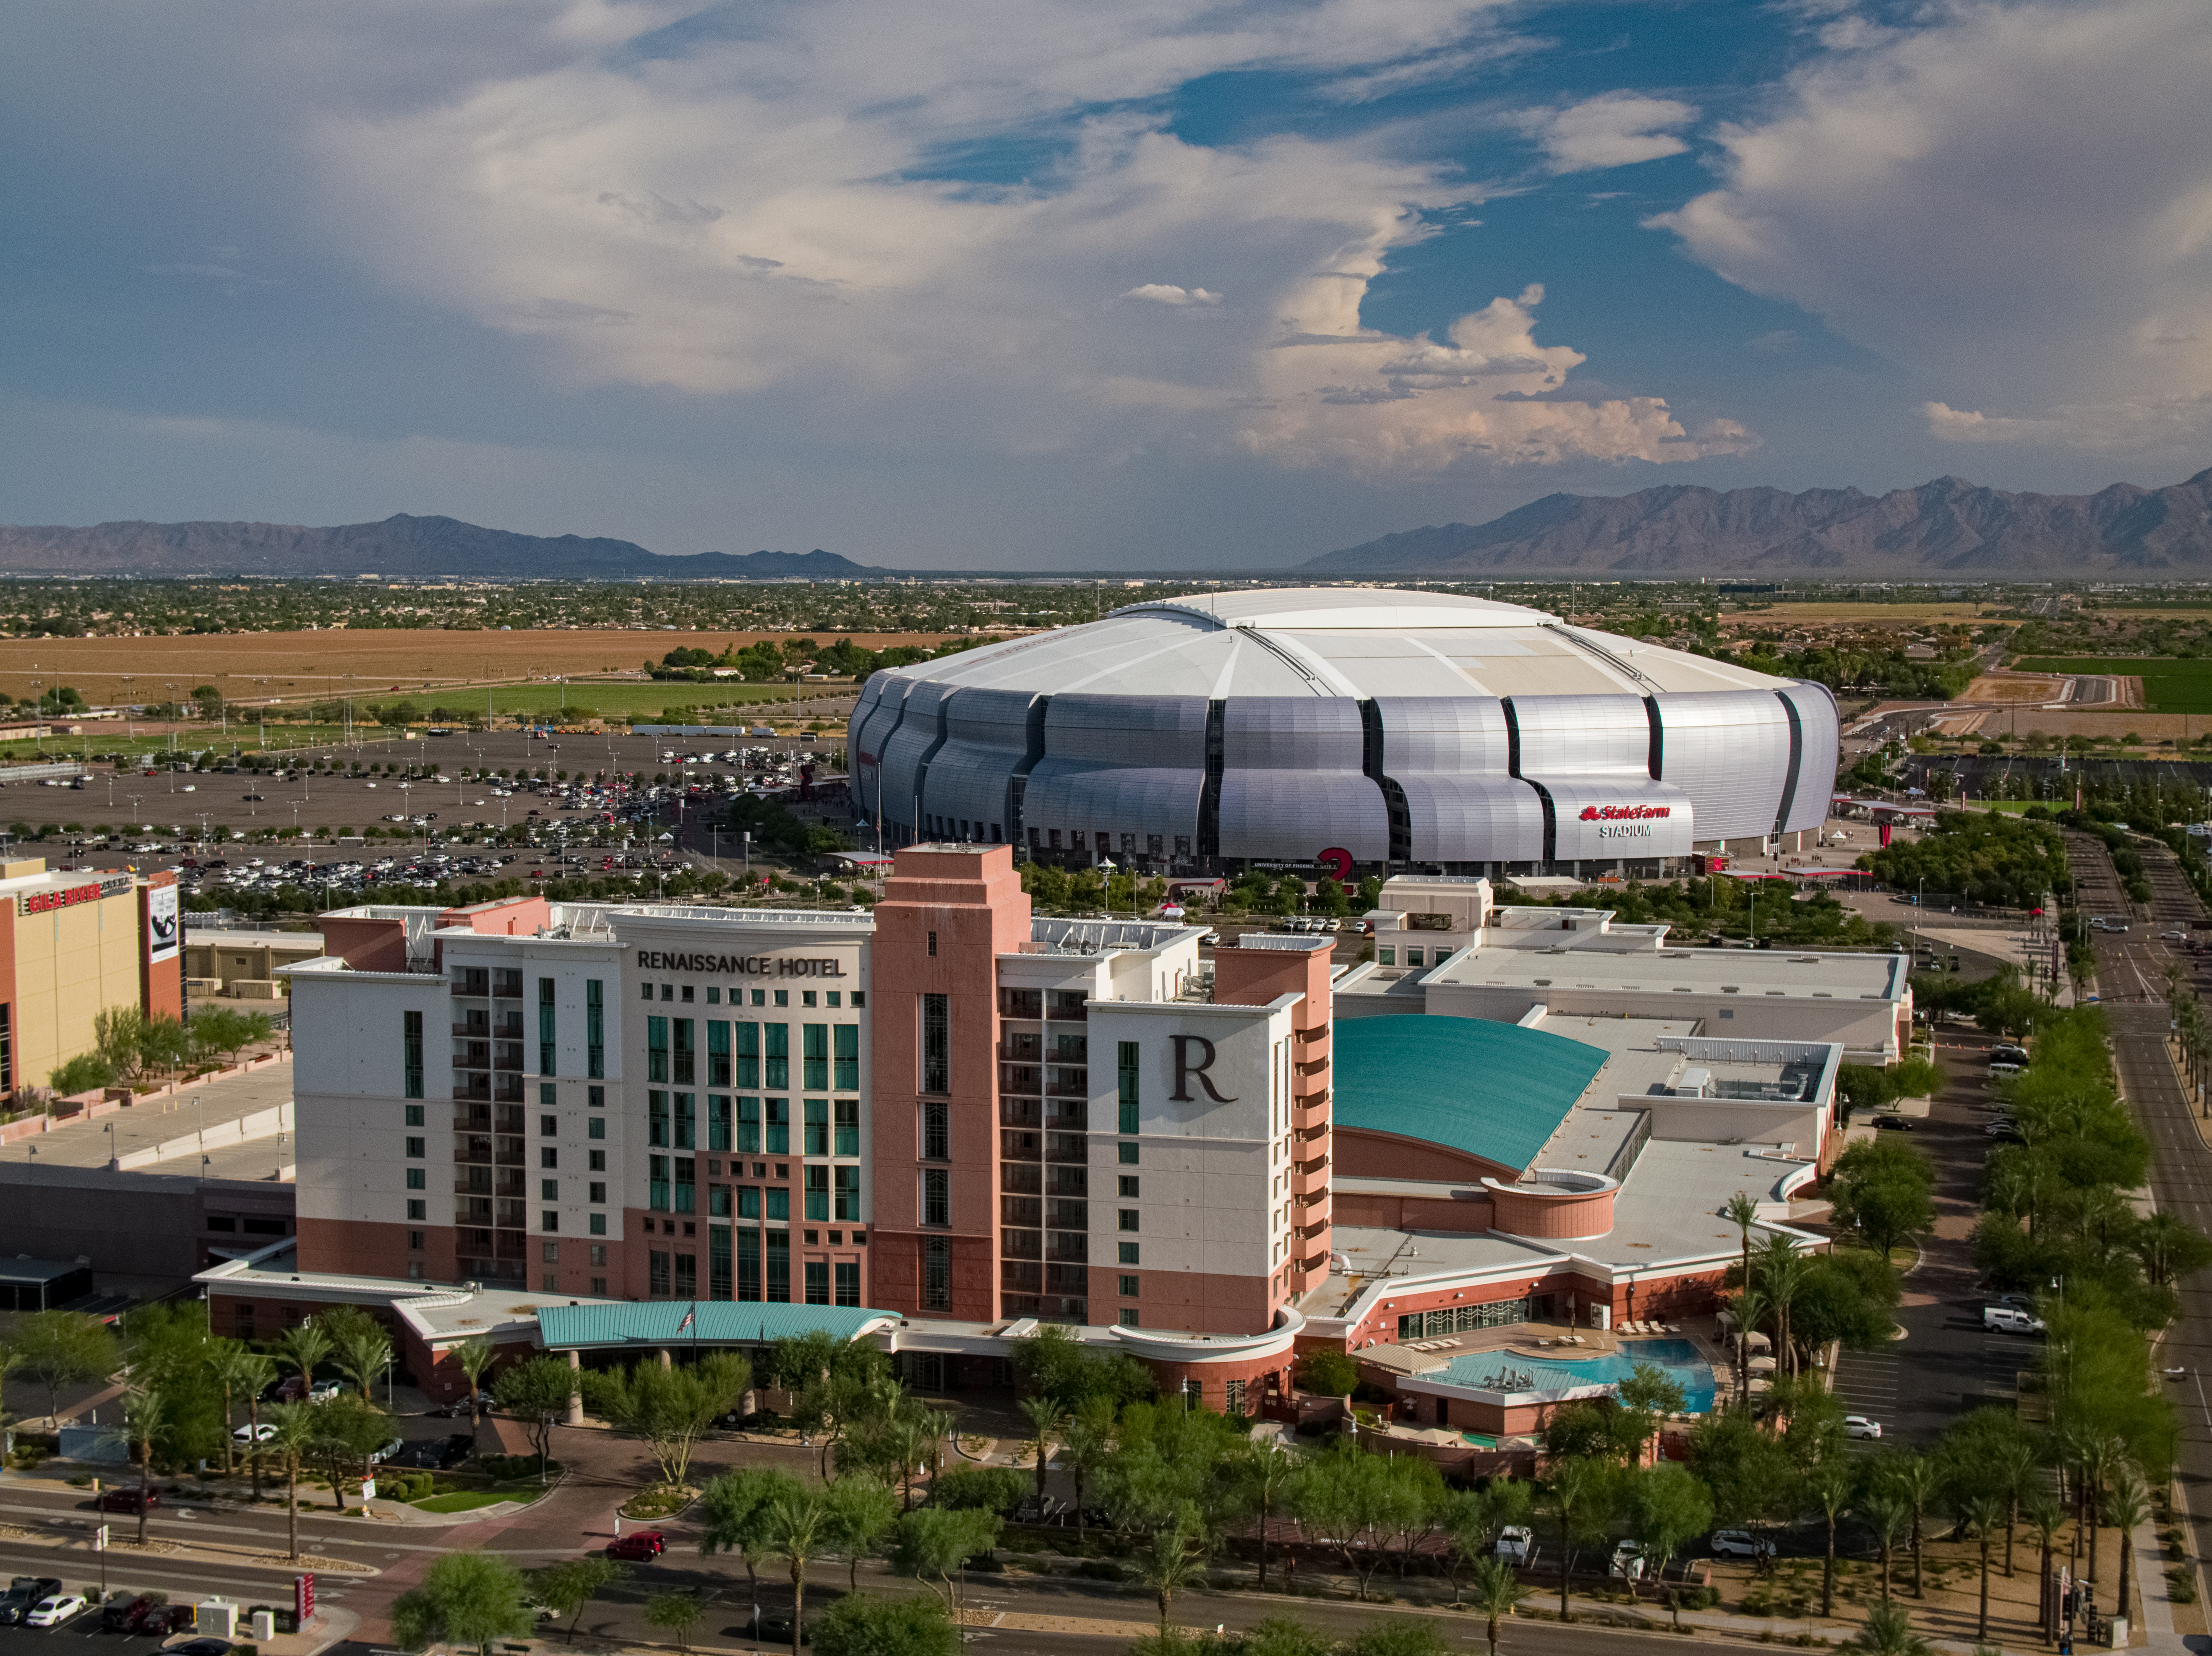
[{"x1": 1170, "y1": 1034, "x2": 1234, "y2": 1104}]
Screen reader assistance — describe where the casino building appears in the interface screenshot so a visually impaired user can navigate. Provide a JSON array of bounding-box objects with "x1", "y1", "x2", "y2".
[{"x1": 0, "y1": 856, "x2": 180, "y2": 1096}]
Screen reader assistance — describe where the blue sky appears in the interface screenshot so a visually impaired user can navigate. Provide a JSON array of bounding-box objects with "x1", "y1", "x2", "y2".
[{"x1": 2, "y1": 0, "x2": 2207, "y2": 570}]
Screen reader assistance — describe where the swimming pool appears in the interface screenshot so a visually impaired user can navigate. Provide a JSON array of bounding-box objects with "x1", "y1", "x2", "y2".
[{"x1": 1437, "y1": 1337, "x2": 1717, "y2": 1412}]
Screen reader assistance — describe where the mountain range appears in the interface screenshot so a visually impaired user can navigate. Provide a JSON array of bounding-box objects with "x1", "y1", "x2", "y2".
[
  {"x1": 1301, "y1": 469, "x2": 2212, "y2": 574},
  {"x1": 0, "y1": 514, "x2": 888, "y2": 579}
]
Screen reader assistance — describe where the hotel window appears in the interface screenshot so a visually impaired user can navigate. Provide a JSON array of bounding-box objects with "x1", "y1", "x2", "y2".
[
  {"x1": 589, "y1": 1181, "x2": 606, "y2": 1205},
  {"x1": 649, "y1": 1154, "x2": 670, "y2": 1211},
  {"x1": 738, "y1": 1228, "x2": 762, "y2": 1300},
  {"x1": 540, "y1": 1146, "x2": 558, "y2": 1169},
  {"x1": 738, "y1": 1185, "x2": 762, "y2": 1220},
  {"x1": 649, "y1": 1250, "x2": 670, "y2": 1296},
  {"x1": 1119, "y1": 1142, "x2": 1139, "y2": 1166},
  {"x1": 541, "y1": 1177, "x2": 558, "y2": 1199},
  {"x1": 647, "y1": 1016, "x2": 669, "y2": 1083},
  {"x1": 802, "y1": 1023, "x2": 829, "y2": 1090},
  {"x1": 765, "y1": 1098, "x2": 790, "y2": 1156},
  {"x1": 673, "y1": 1018, "x2": 695, "y2": 1086},
  {"x1": 738, "y1": 1097, "x2": 761, "y2": 1154},
  {"x1": 1378, "y1": 947, "x2": 1395, "y2": 966},
  {"x1": 708, "y1": 1021, "x2": 731, "y2": 1087},
  {"x1": 1225, "y1": 1378, "x2": 1247, "y2": 1416},
  {"x1": 806, "y1": 1260, "x2": 831, "y2": 1304},
  {"x1": 764, "y1": 1022, "x2": 790, "y2": 1089},
  {"x1": 920, "y1": 995, "x2": 949, "y2": 1094},
  {"x1": 541, "y1": 1209, "x2": 559, "y2": 1232},
  {"x1": 405, "y1": 1136, "x2": 425, "y2": 1159},
  {"x1": 407, "y1": 1199, "x2": 425, "y2": 1221},
  {"x1": 648, "y1": 1091, "x2": 669, "y2": 1147},
  {"x1": 1118, "y1": 1309, "x2": 1140, "y2": 1328},
  {"x1": 767, "y1": 1187, "x2": 790, "y2": 1222},
  {"x1": 835, "y1": 1261, "x2": 860, "y2": 1307},
  {"x1": 708, "y1": 1095, "x2": 732, "y2": 1152},
  {"x1": 1406, "y1": 948, "x2": 1424, "y2": 968},
  {"x1": 674, "y1": 1092, "x2": 696, "y2": 1150},
  {"x1": 588, "y1": 1117, "x2": 605, "y2": 1141},
  {"x1": 589, "y1": 1149, "x2": 605, "y2": 1171},
  {"x1": 1118, "y1": 1175, "x2": 1138, "y2": 1198},
  {"x1": 1118, "y1": 1274, "x2": 1140, "y2": 1298},
  {"x1": 710, "y1": 1226, "x2": 731, "y2": 1298},
  {"x1": 834, "y1": 1098, "x2": 860, "y2": 1157},
  {"x1": 805, "y1": 1164, "x2": 830, "y2": 1221},
  {"x1": 538, "y1": 978, "x2": 556, "y2": 1075},
  {"x1": 921, "y1": 1167, "x2": 950, "y2": 1228},
  {"x1": 710, "y1": 1184, "x2": 731, "y2": 1218},
  {"x1": 588, "y1": 1084, "x2": 605, "y2": 1108},
  {"x1": 1118, "y1": 1242, "x2": 1139, "y2": 1265},
  {"x1": 404, "y1": 1104, "x2": 424, "y2": 1127},
  {"x1": 586, "y1": 980, "x2": 604, "y2": 1078},
  {"x1": 675, "y1": 1157, "x2": 696, "y2": 1214},
  {"x1": 833, "y1": 1025, "x2": 859, "y2": 1090},
  {"x1": 1118, "y1": 1209, "x2": 1139, "y2": 1232},
  {"x1": 1117, "y1": 1042, "x2": 1139, "y2": 1133},
  {"x1": 405, "y1": 1167, "x2": 425, "y2": 1190},
  {"x1": 921, "y1": 1100, "x2": 949, "y2": 1161},
  {"x1": 923, "y1": 1236, "x2": 952, "y2": 1311},
  {"x1": 403, "y1": 1011, "x2": 424, "y2": 1100},
  {"x1": 767, "y1": 1229, "x2": 791, "y2": 1302},
  {"x1": 736, "y1": 1021, "x2": 761, "y2": 1087},
  {"x1": 804, "y1": 1099, "x2": 829, "y2": 1157},
  {"x1": 834, "y1": 1165, "x2": 861, "y2": 1221}
]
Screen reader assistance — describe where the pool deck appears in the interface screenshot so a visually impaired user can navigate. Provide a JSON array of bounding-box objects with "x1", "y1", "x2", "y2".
[{"x1": 1369, "y1": 1312, "x2": 1748, "y2": 1408}]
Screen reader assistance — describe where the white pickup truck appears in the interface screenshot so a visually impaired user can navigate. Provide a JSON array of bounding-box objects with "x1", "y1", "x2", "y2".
[{"x1": 1984, "y1": 1305, "x2": 2046, "y2": 1335}]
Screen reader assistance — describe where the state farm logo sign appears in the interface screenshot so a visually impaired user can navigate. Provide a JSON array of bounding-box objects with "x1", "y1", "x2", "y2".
[{"x1": 1579, "y1": 804, "x2": 1671, "y2": 841}]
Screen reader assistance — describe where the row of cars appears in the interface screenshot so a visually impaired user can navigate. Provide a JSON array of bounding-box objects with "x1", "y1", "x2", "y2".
[{"x1": 0, "y1": 1577, "x2": 230, "y2": 1646}]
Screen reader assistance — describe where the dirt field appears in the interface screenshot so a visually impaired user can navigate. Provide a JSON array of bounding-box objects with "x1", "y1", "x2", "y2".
[
  {"x1": 1960, "y1": 673, "x2": 2074, "y2": 703},
  {"x1": 0, "y1": 628, "x2": 963, "y2": 704}
]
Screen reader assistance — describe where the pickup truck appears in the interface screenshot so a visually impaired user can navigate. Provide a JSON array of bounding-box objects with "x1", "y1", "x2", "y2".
[{"x1": 1985, "y1": 1305, "x2": 2046, "y2": 1335}]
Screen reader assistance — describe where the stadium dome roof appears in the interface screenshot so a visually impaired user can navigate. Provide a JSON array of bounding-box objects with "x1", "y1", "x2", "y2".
[{"x1": 888, "y1": 587, "x2": 1792, "y2": 701}]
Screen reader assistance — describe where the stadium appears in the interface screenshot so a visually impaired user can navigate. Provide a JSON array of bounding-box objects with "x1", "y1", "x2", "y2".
[{"x1": 848, "y1": 588, "x2": 1839, "y2": 877}]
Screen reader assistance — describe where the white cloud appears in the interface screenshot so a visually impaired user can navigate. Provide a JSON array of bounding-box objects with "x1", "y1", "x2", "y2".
[
  {"x1": 1518, "y1": 91, "x2": 1699, "y2": 174},
  {"x1": 1120, "y1": 284, "x2": 1222, "y2": 306},
  {"x1": 1654, "y1": 0, "x2": 2212, "y2": 457}
]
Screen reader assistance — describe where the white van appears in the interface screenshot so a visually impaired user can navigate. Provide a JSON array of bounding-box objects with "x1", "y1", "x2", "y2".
[{"x1": 1984, "y1": 1305, "x2": 2045, "y2": 1335}]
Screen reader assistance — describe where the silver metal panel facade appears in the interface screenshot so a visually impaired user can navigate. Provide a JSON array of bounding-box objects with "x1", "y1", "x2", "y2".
[
  {"x1": 848, "y1": 672, "x2": 909, "y2": 823},
  {"x1": 1220, "y1": 773, "x2": 1388, "y2": 860},
  {"x1": 1374, "y1": 697, "x2": 1513, "y2": 774},
  {"x1": 921, "y1": 688, "x2": 1036, "y2": 841},
  {"x1": 1397, "y1": 776, "x2": 1546, "y2": 862},
  {"x1": 876, "y1": 680, "x2": 953, "y2": 833},
  {"x1": 1222, "y1": 697, "x2": 1364, "y2": 770},
  {"x1": 1653, "y1": 691, "x2": 1793, "y2": 843},
  {"x1": 1509, "y1": 693, "x2": 1653, "y2": 777},
  {"x1": 1044, "y1": 694, "x2": 1208, "y2": 767},
  {"x1": 1023, "y1": 763, "x2": 1203, "y2": 851},
  {"x1": 1777, "y1": 682, "x2": 1842, "y2": 833},
  {"x1": 1539, "y1": 778, "x2": 1696, "y2": 861}
]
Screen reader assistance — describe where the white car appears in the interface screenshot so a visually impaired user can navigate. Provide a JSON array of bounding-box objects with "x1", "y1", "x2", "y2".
[
  {"x1": 308, "y1": 1379, "x2": 342, "y2": 1403},
  {"x1": 1494, "y1": 1526, "x2": 1535, "y2": 1564},
  {"x1": 1845, "y1": 1416, "x2": 1883, "y2": 1440},
  {"x1": 1985, "y1": 1306, "x2": 2047, "y2": 1335},
  {"x1": 1710, "y1": 1530, "x2": 1774, "y2": 1561},
  {"x1": 232, "y1": 1422, "x2": 279, "y2": 1444},
  {"x1": 2162, "y1": 930, "x2": 2190, "y2": 941},
  {"x1": 24, "y1": 1594, "x2": 85, "y2": 1628},
  {"x1": 1609, "y1": 1540, "x2": 1646, "y2": 1580}
]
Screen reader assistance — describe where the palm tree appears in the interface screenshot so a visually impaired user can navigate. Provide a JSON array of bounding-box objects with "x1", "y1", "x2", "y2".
[
  {"x1": 1959, "y1": 1492, "x2": 2005, "y2": 1642},
  {"x1": 1549, "y1": 1456, "x2": 1600, "y2": 1622},
  {"x1": 228, "y1": 1349, "x2": 277, "y2": 1499},
  {"x1": 1059, "y1": 1398, "x2": 1116, "y2": 1537},
  {"x1": 1469, "y1": 1555, "x2": 1530, "y2": 1656},
  {"x1": 2105, "y1": 1465, "x2": 2151, "y2": 1633},
  {"x1": 2022, "y1": 1490, "x2": 2067, "y2": 1642},
  {"x1": 1017, "y1": 1395, "x2": 1065, "y2": 1512},
  {"x1": 278, "y1": 1322, "x2": 332, "y2": 1398},
  {"x1": 120, "y1": 1388, "x2": 164, "y2": 1547},
  {"x1": 1725, "y1": 1189, "x2": 1759, "y2": 1289},
  {"x1": 1992, "y1": 1435, "x2": 2040, "y2": 1577},
  {"x1": 1756, "y1": 1236, "x2": 1808, "y2": 1375},
  {"x1": 2078, "y1": 1431, "x2": 2123, "y2": 1586},
  {"x1": 264, "y1": 1403, "x2": 318, "y2": 1562},
  {"x1": 763, "y1": 1488, "x2": 831, "y2": 1656},
  {"x1": 1731, "y1": 1284, "x2": 1772, "y2": 1408},
  {"x1": 1890, "y1": 1454, "x2": 1940, "y2": 1600},
  {"x1": 1856, "y1": 1488, "x2": 1910, "y2": 1605},
  {"x1": 1846, "y1": 1601, "x2": 1933, "y2": 1656},
  {"x1": 455, "y1": 1336, "x2": 497, "y2": 1445},
  {"x1": 334, "y1": 1323, "x2": 393, "y2": 1404},
  {"x1": 1236, "y1": 1441, "x2": 1297, "y2": 1591},
  {"x1": 1808, "y1": 1460, "x2": 1853, "y2": 1616},
  {"x1": 210, "y1": 1342, "x2": 257, "y2": 1476},
  {"x1": 1137, "y1": 1507, "x2": 1209, "y2": 1638}
]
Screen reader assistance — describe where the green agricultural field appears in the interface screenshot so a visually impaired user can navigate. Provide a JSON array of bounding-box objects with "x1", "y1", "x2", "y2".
[{"x1": 2014, "y1": 656, "x2": 2212, "y2": 714}]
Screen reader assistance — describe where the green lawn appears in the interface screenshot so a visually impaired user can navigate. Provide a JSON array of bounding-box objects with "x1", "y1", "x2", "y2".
[
  {"x1": 2012, "y1": 656, "x2": 2212, "y2": 714},
  {"x1": 412, "y1": 1487, "x2": 533, "y2": 1513}
]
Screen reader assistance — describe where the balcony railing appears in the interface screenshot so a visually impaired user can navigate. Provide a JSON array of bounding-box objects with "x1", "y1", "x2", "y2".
[
  {"x1": 453, "y1": 1081, "x2": 490, "y2": 1103},
  {"x1": 495, "y1": 1199, "x2": 529, "y2": 1229},
  {"x1": 1044, "y1": 1232, "x2": 1089, "y2": 1263},
  {"x1": 1001, "y1": 1227, "x2": 1042, "y2": 1260},
  {"x1": 1044, "y1": 1198, "x2": 1088, "y2": 1231}
]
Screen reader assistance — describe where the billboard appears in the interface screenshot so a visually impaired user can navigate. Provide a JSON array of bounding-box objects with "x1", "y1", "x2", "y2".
[{"x1": 146, "y1": 883, "x2": 180, "y2": 964}]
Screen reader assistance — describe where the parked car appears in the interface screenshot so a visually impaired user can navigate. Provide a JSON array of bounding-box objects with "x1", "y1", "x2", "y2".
[
  {"x1": 232, "y1": 1422, "x2": 279, "y2": 1445},
  {"x1": 139, "y1": 1605, "x2": 196, "y2": 1636},
  {"x1": 102, "y1": 1596, "x2": 158, "y2": 1633},
  {"x1": 25, "y1": 1594, "x2": 88, "y2": 1628},
  {"x1": 368, "y1": 1437, "x2": 406, "y2": 1465},
  {"x1": 1494, "y1": 1526, "x2": 1535, "y2": 1565},
  {"x1": 1988, "y1": 1044, "x2": 2031, "y2": 1065},
  {"x1": 1872, "y1": 1114, "x2": 1915, "y2": 1132},
  {"x1": 308, "y1": 1379, "x2": 342, "y2": 1403},
  {"x1": 438, "y1": 1433, "x2": 475, "y2": 1469},
  {"x1": 606, "y1": 1530, "x2": 665, "y2": 1561},
  {"x1": 1844, "y1": 1416, "x2": 1883, "y2": 1440},
  {"x1": 1709, "y1": 1530, "x2": 1775, "y2": 1561},
  {"x1": 169, "y1": 1640, "x2": 236, "y2": 1656},
  {"x1": 0, "y1": 1580, "x2": 63, "y2": 1625},
  {"x1": 1989, "y1": 1062, "x2": 2023, "y2": 1080},
  {"x1": 1984, "y1": 1305, "x2": 2047, "y2": 1335},
  {"x1": 95, "y1": 1488, "x2": 157, "y2": 1514},
  {"x1": 1608, "y1": 1540, "x2": 1646, "y2": 1580}
]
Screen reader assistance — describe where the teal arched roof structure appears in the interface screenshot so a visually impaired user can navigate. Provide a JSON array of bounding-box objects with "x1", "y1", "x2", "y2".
[{"x1": 1331, "y1": 1016, "x2": 1609, "y2": 1172}]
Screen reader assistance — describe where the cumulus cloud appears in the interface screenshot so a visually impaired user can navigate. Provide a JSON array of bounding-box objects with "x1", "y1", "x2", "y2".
[
  {"x1": 1120, "y1": 284, "x2": 1222, "y2": 305},
  {"x1": 1519, "y1": 91, "x2": 1698, "y2": 174},
  {"x1": 1654, "y1": 0, "x2": 2212, "y2": 456}
]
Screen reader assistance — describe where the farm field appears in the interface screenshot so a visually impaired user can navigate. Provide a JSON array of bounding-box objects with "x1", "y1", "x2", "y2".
[
  {"x1": 0, "y1": 627, "x2": 964, "y2": 704},
  {"x1": 2014, "y1": 656, "x2": 2212, "y2": 713}
]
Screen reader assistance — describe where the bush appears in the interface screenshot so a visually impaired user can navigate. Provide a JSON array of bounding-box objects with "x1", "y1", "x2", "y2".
[
  {"x1": 931, "y1": 1464, "x2": 1026, "y2": 1515},
  {"x1": 1296, "y1": 1349, "x2": 1361, "y2": 1397}
]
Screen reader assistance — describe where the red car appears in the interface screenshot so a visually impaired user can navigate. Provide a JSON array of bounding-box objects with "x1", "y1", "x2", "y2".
[
  {"x1": 95, "y1": 1488, "x2": 157, "y2": 1514},
  {"x1": 605, "y1": 1531, "x2": 664, "y2": 1561}
]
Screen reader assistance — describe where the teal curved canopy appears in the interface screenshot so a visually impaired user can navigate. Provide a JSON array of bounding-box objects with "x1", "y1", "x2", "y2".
[{"x1": 1332, "y1": 1016, "x2": 1608, "y2": 1172}]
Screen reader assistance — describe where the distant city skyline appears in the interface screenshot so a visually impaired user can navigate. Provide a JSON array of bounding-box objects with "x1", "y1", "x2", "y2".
[{"x1": 3, "y1": 0, "x2": 2204, "y2": 570}]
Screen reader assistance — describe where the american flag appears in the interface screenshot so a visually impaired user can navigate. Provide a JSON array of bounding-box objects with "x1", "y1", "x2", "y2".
[{"x1": 676, "y1": 1307, "x2": 695, "y2": 1333}]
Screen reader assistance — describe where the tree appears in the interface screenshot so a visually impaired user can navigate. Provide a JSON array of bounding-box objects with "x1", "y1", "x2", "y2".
[
  {"x1": 812, "y1": 1593, "x2": 960, "y2": 1656},
  {"x1": 121, "y1": 1387, "x2": 163, "y2": 1546},
  {"x1": 46, "y1": 1052, "x2": 112, "y2": 1095},
  {"x1": 1889, "y1": 1454, "x2": 1942, "y2": 1600},
  {"x1": 278, "y1": 1321, "x2": 333, "y2": 1397},
  {"x1": 1236, "y1": 1441, "x2": 1303, "y2": 1591},
  {"x1": 1546, "y1": 1456, "x2": 1602, "y2": 1620},
  {"x1": 1628, "y1": 1462, "x2": 1712, "y2": 1591},
  {"x1": 1806, "y1": 1459, "x2": 1854, "y2": 1616},
  {"x1": 890, "y1": 1506, "x2": 1001, "y2": 1633},
  {"x1": 93, "y1": 1005, "x2": 149, "y2": 1085},
  {"x1": 264, "y1": 1402, "x2": 317, "y2": 1561},
  {"x1": 2023, "y1": 1490, "x2": 2067, "y2": 1642},
  {"x1": 1059, "y1": 1397, "x2": 1118, "y2": 1535},
  {"x1": 646, "y1": 1591, "x2": 707, "y2": 1651},
  {"x1": 1844, "y1": 1602, "x2": 1933, "y2": 1656},
  {"x1": 334, "y1": 1322, "x2": 394, "y2": 1403},
  {"x1": 1616, "y1": 1363, "x2": 1687, "y2": 1465},
  {"x1": 1137, "y1": 1506, "x2": 1210, "y2": 1637},
  {"x1": 2105, "y1": 1465, "x2": 2151, "y2": 1631},
  {"x1": 581, "y1": 1352, "x2": 750, "y2": 1489},
  {"x1": 1855, "y1": 1487, "x2": 1909, "y2": 1604},
  {"x1": 211, "y1": 1343, "x2": 272, "y2": 1480},
  {"x1": 11, "y1": 1310, "x2": 119, "y2": 1426},
  {"x1": 823, "y1": 1477, "x2": 901, "y2": 1591},
  {"x1": 1017, "y1": 1394, "x2": 1066, "y2": 1510},
  {"x1": 308, "y1": 1394, "x2": 395, "y2": 1511},
  {"x1": 1957, "y1": 1492, "x2": 2005, "y2": 1642},
  {"x1": 1468, "y1": 1556, "x2": 1530, "y2": 1656},
  {"x1": 493, "y1": 1355, "x2": 577, "y2": 1484},
  {"x1": 764, "y1": 1487, "x2": 833, "y2": 1656},
  {"x1": 524, "y1": 1557, "x2": 624, "y2": 1645},
  {"x1": 391, "y1": 1551, "x2": 536, "y2": 1656},
  {"x1": 1295, "y1": 1349, "x2": 1360, "y2": 1398},
  {"x1": 699, "y1": 1466, "x2": 809, "y2": 1599},
  {"x1": 454, "y1": 1336, "x2": 497, "y2": 1443}
]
